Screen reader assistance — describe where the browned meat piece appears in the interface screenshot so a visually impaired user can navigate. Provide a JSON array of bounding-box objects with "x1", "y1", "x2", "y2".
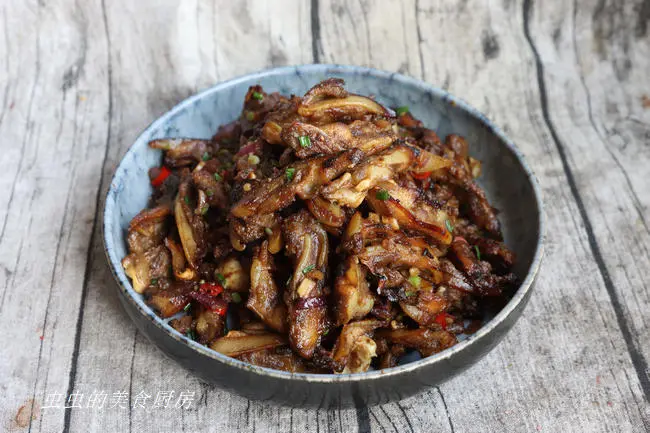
[
  {"x1": 149, "y1": 139, "x2": 211, "y2": 168},
  {"x1": 164, "y1": 237, "x2": 193, "y2": 280},
  {"x1": 247, "y1": 241, "x2": 288, "y2": 333},
  {"x1": 331, "y1": 319, "x2": 385, "y2": 373},
  {"x1": 399, "y1": 288, "x2": 450, "y2": 327},
  {"x1": 261, "y1": 96, "x2": 302, "y2": 145},
  {"x1": 377, "y1": 343, "x2": 406, "y2": 369},
  {"x1": 282, "y1": 120, "x2": 396, "y2": 158},
  {"x1": 357, "y1": 235, "x2": 444, "y2": 285},
  {"x1": 211, "y1": 120, "x2": 241, "y2": 150},
  {"x1": 334, "y1": 256, "x2": 374, "y2": 326},
  {"x1": 305, "y1": 195, "x2": 349, "y2": 234},
  {"x1": 174, "y1": 181, "x2": 208, "y2": 269},
  {"x1": 366, "y1": 181, "x2": 452, "y2": 245},
  {"x1": 449, "y1": 237, "x2": 516, "y2": 296},
  {"x1": 459, "y1": 181, "x2": 502, "y2": 240},
  {"x1": 147, "y1": 282, "x2": 193, "y2": 318},
  {"x1": 397, "y1": 110, "x2": 423, "y2": 129},
  {"x1": 298, "y1": 93, "x2": 393, "y2": 124},
  {"x1": 212, "y1": 237, "x2": 233, "y2": 261},
  {"x1": 122, "y1": 245, "x2": 171, "y2": 293},
  {"x1": 237, "y1": 348, "x2": 306, "y2": 372},
  {"x1": 240, "y1": 85, "x2": 290, "y2": 130},
  {"x1": 229, "y1": 212, "x2": 279, "y2": 251},
  {"x1": 283, "y1": 211, "x2": 329, "y2": 359},
  {"x1": 439, "y1": 259, "x2": 475, "y2": 294},
  {"x1": 210, "y1": 330, "x2": 287, "y2": 357},
  {"x1": 376, "y1": 328, "x2": 457, "y2": 357},
  {"x1": 126, "y1": 206, "x2": 170, "y2": 254},
  {"x1": 194, "y1": 306, "x2": 226, "y2": 344},
  {"x1": 321, "y1": 144, "x2": 450, "y2": 208},
  {"x1": 169, "y1": 315, "x2": 193, "y2": 335},
  {"x1": 302, "y1": 78, "x2": 348, "y2": 104},
  {"x1": 192, "y1": 168, "x2": 228, "y2": 209},
  {"x1": 231, "y1": 149, "x2": 364, "y2": 219},
  {"x1": 474, "y1": 237, "x2": 515, "y2": 272}
]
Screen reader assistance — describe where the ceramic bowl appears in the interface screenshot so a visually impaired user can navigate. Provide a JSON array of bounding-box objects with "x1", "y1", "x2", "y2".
[{"x1": 103, "y1": 64, "x2": 544, "y2": 407}]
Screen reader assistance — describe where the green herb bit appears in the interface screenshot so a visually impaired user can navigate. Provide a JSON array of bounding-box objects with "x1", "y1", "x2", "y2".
[
  {"x1": 474, "y1": 245, "x2": 481, "y2": 261},
  {"x1": 150, "y1": 278, "x2": 158, "y2": 286},
  {"x1": 323, "y1": 329, "x2": 330, "y2": 336},
  {"x1": 200, "y1": 205, "x2": 209, "y2": 215},
  {"x1": 184, "y1": 196, "x2": 190, "y2": 205},
  {"x1": 265, "y1": 227, "x2": 273, "y2": 235},
  {"x1": 375, "y1": 189, "x2": 390, "y2": 201},
  {"x1": 245, "y1": 111, "x2": 255, "y2": 122},
  {"x1": 202, "y1": 152, "x2": 210, "y2": 161},
  {"x1": 445, "y1": 219, "x2": 454, "y2": 233},
  {"x1": 216, "y1": 273, "x2": 227, "y2": 286},
  {"x1": 247, "y1": 154, "x2": 260, "y2": 165},
  {"x1": 298, "y1": 135, "x2": 312, "y2": 148},
  {"x1": 285, "y1": 167, "x2": 296, "y2": 182},
  {"x1": 408, "y1": 275, "x2": 421, "y2": 288},
  {"x1": 183, "y1": 303, "x2": 192, "y2": 312},
  {"x1": 302, "y1": 264, "x2": 315, "y2": 274},
  {"x1": 185, "y1": 330, "x2": 196, "y2": 340},
  {"x1": 214, "y1": 172, "x2": 223, "y2": 182},
  {"x1": 231, "y1": 292, "x2": 242, "y2": 303},
  {"x1": 405, "y1": 290, "x2": 415, "y2": 297},
  {"x1": 206, "y1": 189, "x2": 214, "y2": 197},
  {"x1": 396, "y1": 105, "x2": 409, "y2": 116},
  {"x1": 252, "y1": 91, "x2": 264, "y2": 101}
]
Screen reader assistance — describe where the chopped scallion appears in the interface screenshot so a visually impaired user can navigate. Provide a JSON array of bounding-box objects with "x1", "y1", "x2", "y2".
[
  {"x1": 408, "y1": 275, "x2": 421, "y2": 288},
  {"x1": 396, "y1": 106, "x2": 409, "y2": 116},
  {"x1": 298, "y1": 135, "x2": 311, "y2": 148},
  {"x1": 375, "y1": 189, "x2": 390, "y2": 201},
  {"x1": 445, "y1": 219, "x2": 454, "y2": 233},
  {"x1": 285, "y1": 167, "x2": 296, "y2": 182}
]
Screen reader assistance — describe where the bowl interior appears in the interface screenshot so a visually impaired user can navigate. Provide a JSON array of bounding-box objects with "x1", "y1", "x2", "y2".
[{"x1": 104, "y1": 65, "x2": 541, "y2": 374}]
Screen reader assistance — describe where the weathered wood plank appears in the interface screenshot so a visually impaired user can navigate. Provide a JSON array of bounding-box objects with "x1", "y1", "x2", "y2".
[
  {"x1": 61, "y1": 1, "x2": 358, "y2": 433},
  {"x1": 409, "y1": 0, "x2": 650, "y2": 431},
  {"x1": 1, "y1": 0, "x2": 649, "y2": 432},
  {"x1": 527, "y1": 0, "x2": 650, "y2": 400},
  {"x1": 0, "y1": 0, "x2": 110, "y2": 431},
  {"x1": 318, "y1": 0, "x2": 648, "y2": 431}
]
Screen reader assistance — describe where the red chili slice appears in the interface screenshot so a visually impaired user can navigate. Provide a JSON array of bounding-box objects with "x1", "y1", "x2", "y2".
[
  {"x1": 151, "y1": 166, "x2": 171, "y2": 187},
  {"x1": 411, "y1": 171, "x2": 432, "y2": 180},
  {"x1": 189, "y1": 283, "x2": 228, "y2": 315},
  {"x1": 199, "y1": 282, "x2": 224, "y2": 297},
  {"x1": 433, "y1": 312, "x2": 454, "y2": 330},
  {"x1": 212, "y1": 298, "x2": 228, "y2": 316}
]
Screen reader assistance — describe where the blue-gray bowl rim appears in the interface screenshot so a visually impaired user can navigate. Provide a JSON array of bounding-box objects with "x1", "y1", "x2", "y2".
[{"x1": 103, "y1": 63, "x2": 545, "y2": 384}]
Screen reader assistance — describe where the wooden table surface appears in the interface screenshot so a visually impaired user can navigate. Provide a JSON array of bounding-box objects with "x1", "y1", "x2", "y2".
[{"x1": 2, "y1": 0, "x2": 649, "y2": 431}]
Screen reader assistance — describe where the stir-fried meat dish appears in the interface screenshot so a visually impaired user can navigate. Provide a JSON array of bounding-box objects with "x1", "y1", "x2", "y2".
[{"x1": 122, "y1": 79, "x2": 517, "y2": 374}]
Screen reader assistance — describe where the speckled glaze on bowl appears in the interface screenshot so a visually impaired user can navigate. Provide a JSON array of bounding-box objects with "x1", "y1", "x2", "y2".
[{"x1": 103, "y1": 64, "x2": 544, "y2": 408}]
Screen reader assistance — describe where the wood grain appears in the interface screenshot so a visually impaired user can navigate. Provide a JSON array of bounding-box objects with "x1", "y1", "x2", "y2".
[{"x1": 0, "y1": 0, "x2": 648, "y2": 432}]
